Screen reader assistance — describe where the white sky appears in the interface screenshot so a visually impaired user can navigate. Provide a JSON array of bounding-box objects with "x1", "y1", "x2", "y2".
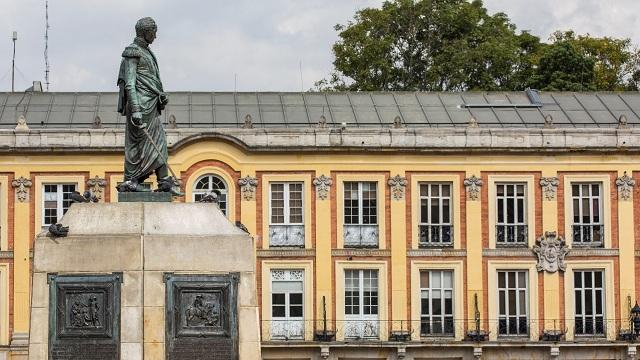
[{"x1": 0, "y1": 0, "x2": 639, "y2": 92}]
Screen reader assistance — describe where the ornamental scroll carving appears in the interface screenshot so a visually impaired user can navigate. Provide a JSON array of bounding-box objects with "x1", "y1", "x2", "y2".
[
  {"x1": 388, "y1": 174, "x2": 407, "y2": 200},
  {"x1": 313, "y1": 174, "x2": 332, "y2": 200},
  {"x1": 86, "y1": 176, "x2": 107, "y2": 201},
  {"x1": 12, "y1": 176, "x2": 32, "y2": 202},
  {"x1": 533, "y1": 231, "x2": 569, "y2": 273},
  {"x1": 238, "y1": 176, "x2": 258, "y2": 201},
  {"x1": 463, "y1": 175, "x2": 482, "y2": 201},
  {"x1": 540, "y1": 177, "x2": 560, "y2": 201},
  {"x1": 616, "y1": 172, "x2": 635, "y2": 201}
]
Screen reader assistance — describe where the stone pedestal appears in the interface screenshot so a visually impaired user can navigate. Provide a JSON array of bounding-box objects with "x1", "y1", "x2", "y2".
[{"x1": 28, "y1": 202, "x2": 260, "y2": 360}]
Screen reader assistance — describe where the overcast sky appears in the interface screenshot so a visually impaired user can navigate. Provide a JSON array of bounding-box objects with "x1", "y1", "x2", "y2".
[{"x1": 1, "y1": 0, "x2": 639, "y2": 92}]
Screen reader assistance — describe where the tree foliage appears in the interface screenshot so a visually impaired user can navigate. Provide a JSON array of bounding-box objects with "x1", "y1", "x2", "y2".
[{"x1": 316, "y1": 0, "x2": 640, "y2": 91}]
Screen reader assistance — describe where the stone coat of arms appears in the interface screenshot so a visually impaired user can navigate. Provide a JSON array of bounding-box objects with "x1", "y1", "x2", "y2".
[{"x1": 533, "y1": 231, "x2": 569, "y2": 273}]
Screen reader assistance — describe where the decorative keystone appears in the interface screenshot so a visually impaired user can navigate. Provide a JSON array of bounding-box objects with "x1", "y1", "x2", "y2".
[
  {"x1": 540, "y1": 177, "x2": 560, "y2": 201},
  {"x1": 313, "y1": 174, "x2": 332, "y2": 200},
  {"x1": 12, "y1": 176, "x2": 32, "y2": 202},
  {"x1": 238, "y1": 176, "x2": 258, "y2": 201},
  {"x1": 464, "y1": 175, "x2": 482, "y2": 201},
  {"x1": 616, "y1": 172, "x2": 635, "y2": 201},
  {"x1": 388, "y1": 174, "x2": 407, "y2": 200},
  {"x1": 86, "y1": 176, "x2": 107, "y2": 201}
]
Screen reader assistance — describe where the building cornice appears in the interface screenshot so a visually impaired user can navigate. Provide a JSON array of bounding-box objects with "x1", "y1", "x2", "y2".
[{"x1": 1, "y1": 127, "x2": 640, "y2": 154}]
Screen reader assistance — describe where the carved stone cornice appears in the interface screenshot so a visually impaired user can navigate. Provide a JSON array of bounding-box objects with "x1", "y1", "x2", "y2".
[
  {"x1": 616, "y1": 172, "x2": 635, "y2": 201},
  {"x1": 388, "y1": 174, "x2": 407, "y2": 200},
  {"x1": 483, "y1": 248, "x2": 534, "y2": 257},
  {"x1": 533, "y1": 231, "x2": 568, "y2": 273},
  {"x1": 463, "y1": 175, "x2": 482, "y2": 201},
  {"x1": 313, "y1": 174, "x2": 332, "y2": 200},
  {"x1": 540, "y1": 177, "x2": 559, "y2": 201},
  {"x1": 11, "y1": 176, "x2": 32, "y2": 203},
  {"x1": 238, "y1": 175, "x2": 258, "y2": 201},
  {"x1": 86, "y1": 175, "x2": 107, "y2": 201},
  {"x1": 407, "y1": 249, "x2": 467, "y2": 257},
  {"x1": 331, "y1": 249, "x2": 391, "y2": 257},
  {"x1": 0, "y1": 251, "x2": 14, "y2": 259},
  {"x1": 257, "y1": 249, "x2": 315, "y2": 258}
]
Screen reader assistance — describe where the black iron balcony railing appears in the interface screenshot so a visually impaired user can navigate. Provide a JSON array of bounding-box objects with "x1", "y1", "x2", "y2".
[
  {"x1": 496, "y1": 224, "x2": 528, "y2": 246},
  {"x1": 572, "y1": 224, "x2": 604, "y2": 247},
  {"x1": 419, "y1": 224, "x2": 453, "y2": 248}
]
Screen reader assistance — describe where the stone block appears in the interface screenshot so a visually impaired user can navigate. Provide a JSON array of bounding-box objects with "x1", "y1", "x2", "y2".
[
  {"x1": 142, "y1": 203, "x2": 243, "y2": 235},
  {"x1": 239, "y1": 340, "x2": 262, "y2": 360},
  {"x1": 144, "y1": 235, "x2": 254, "y2": 272},
  {"x1": 30, "y1": 273, "x2": 48, "y2": 309},
  {"x1": 143, "y1": 271, "x2": 165, "y2": 307},
  {"x1": 26, "y1": 344, "x2": 45, "y2": 360},
  {"x1": 121, "y1": 307, "x2": 142, "y2": 343},
  {"x1": 118, "y1": 192, "x2": 171, "y2": 203},
  {"x1": 60, "y1": 202, "x2": 143, "y2": 235},
  {"x1": 239, "y1": 271, "x2": 257, "y2": 307},
  {"x1": 34, "y1": 235, "x2": 141, "y2": 272},
  {"x1": 120, "y1": 343, "x2": 142, "y2": 360},
  {"x1": 122, "y1": 271, "x2": 142, "y2": 307},
  {"x1": 28, "y1": 308, "x2": 47, "y2": 345},
  {"x1": 143, "y1": 307, "x2": 164, "y2": 343},
  {"x1": 143, "y1": 342, "x2": 164, "y2": 360},
  {"x1": 238, "y1": 306, "x2": 260, "y2": 343}
]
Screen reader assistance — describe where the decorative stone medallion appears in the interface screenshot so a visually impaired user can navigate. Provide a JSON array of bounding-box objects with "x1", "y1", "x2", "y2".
[
  {"x1": 388, "y1": 174, "x2": 407, "y2": 200},
  {"x1": 463, "y1": 175, "x2": 482, "y2": 201},
  {"x1": 532, "y1": 231, "x2": 569, "y2": 273},
  {"x1": 165, "y1": 273, "x2": 239, "y2": 360},
  {"x1": 313, "y1": 174, "x2": 332, "y2": 200},
  {"x1": 48, "y1": 273, "x2": 122, "y2": 360},
  {"x1": 86, "y1": 176, "x2": 107, "y2": 201},
  {"x1": 540, "y1": 177, "x2": 559, "y2": 201},
  {"x1": 11, "y1": 176, "x2": 32, "y2": 203},
  {"x1": 616, "y1": 172, "x2": 635, "y2": 201},
  {"x1": 238, "y1": 176, "x2": 258, "y2": 201}
]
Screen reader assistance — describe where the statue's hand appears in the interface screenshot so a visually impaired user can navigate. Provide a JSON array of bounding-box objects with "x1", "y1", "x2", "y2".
[
  {"x1": 160, "y1": 93, "x2": 169, "y2": 105},
  {"x1": 131, "y1": 112, "x2": 146, "y2": 129}
]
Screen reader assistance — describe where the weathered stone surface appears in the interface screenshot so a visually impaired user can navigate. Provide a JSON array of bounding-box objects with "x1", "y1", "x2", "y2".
[
  {"x1": 143, "y1": 271, "x2": 165, "y2": 307},
  {"x1": 143, "y1": 307, "x2": 164, "y2": 343},
  {"x1": 118, "y1": 192, "x2": 172, "y2": 203},
  {"x1": 55, "y1": 202, "x2": 143, "y2": 235},
  {"x1": 121, "y1": 307, "x2": 143, "y2": 343},
  {"x1": 30, "y1": 273, "x2": 48, "y2": 309},
  {"x1": 142, "y1": 203, "x2": 243, "y2": 235},
  {"x1": 120, "y1": 343, "x2": 142, "y2": 360},
  {"x1": 122, "y1": 271, "x2": 143, "y2": 307}
]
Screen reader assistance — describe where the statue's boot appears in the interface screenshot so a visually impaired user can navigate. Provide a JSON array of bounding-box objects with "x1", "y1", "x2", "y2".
[{"x1": 157, "y1": 176, "x2": 184, "y2": 196}]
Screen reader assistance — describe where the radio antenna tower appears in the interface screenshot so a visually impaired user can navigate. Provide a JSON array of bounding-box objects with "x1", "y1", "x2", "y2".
[{"x1": 44, "y1": 0, "x2": 50, "y2": 91}]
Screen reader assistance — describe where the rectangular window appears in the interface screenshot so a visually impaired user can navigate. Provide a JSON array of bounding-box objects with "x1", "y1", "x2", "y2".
[
  {"x1": 497, "y1": 270, "x2": 528, "y2": 336},
  {"x1": 571, "y1": 183, "x2": 604, "y2": 247},
  {"x1": 43, "y1": 184, "x2": 77, "y2": 227},
  {"x1": 344, "y1": 269, "x2": 379, "y2": 339},
  {"x1": 344, "y1": 182, "x2": 379, "y2": 247},
  {"x1": 496, "y1": 183, "x2": 527, "y2": 246},
  {"x1": 270, "y1": 270, "x2": 304, "y2": 340},
  {"x1": 419, "y1": 183, "x2": 453, "y2": 247},
  {"x1": 269, "y1": 182, "x2": 304, "y2": 247},
  {"x1": 420, "y1": 270, "x2": 454, "y2": 336},
  {"x1": 574, "y1": 270, "x2": 605, "y2": 336}
]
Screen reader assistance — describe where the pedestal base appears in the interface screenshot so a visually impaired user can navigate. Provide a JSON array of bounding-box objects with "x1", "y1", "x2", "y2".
[{"x1": 117, "y1": 191, "x2": 172, "y2": 202}]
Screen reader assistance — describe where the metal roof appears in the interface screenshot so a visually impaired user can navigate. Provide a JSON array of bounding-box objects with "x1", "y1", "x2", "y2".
[{"x1": 1, "y1": 91, "x2": 640, "y2": 129}]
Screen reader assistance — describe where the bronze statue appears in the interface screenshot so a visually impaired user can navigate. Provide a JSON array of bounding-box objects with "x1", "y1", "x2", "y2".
[{"x1": 116, "y1": 17, "x2": 182, "y2": 196}]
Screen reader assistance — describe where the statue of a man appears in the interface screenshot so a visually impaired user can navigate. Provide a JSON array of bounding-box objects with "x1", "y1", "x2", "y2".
[{"x1": 116, "y1": 17, "x2": 182, "y2": 195}]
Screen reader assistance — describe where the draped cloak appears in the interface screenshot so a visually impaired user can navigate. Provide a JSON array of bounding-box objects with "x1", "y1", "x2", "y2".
[{"x1": 117, "y1": 38, "x2": 168, "y2": 181}]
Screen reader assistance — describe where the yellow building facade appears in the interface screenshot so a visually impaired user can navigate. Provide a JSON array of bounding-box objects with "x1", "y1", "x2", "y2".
[{"x1": 1, "y1": 90, "x2": 640, "y2": 359}]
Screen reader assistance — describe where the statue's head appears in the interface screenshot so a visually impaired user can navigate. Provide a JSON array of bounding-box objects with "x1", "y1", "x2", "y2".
[{"x1": 135, "y1": 17, "x2": 157, "y2": 44}]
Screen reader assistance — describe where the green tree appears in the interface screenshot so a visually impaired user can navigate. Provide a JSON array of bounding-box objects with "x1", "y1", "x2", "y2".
[
  {"x1": 317, "y1": 0, "x2": 541, "y2": 91},
  {"x1": 530, "y1": 41, "x2": 596, "y2": 91}
]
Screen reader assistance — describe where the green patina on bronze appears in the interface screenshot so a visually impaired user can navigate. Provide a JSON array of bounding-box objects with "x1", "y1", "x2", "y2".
[{"x1": 116, "y1": 17, "x2": 182, "y2": 196}]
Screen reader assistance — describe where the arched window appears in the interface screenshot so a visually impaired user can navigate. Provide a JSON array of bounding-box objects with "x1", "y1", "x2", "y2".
[{"x1": 193, "y1": 174, "x2": 228, "y2": 215}]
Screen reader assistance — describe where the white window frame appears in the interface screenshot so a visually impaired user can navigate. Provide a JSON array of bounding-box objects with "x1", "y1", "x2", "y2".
[
  {"x1": 573, "y1": 270, "x2": 605, "y2": 336},
  {"x1": 418, "y1": 183, "x2": 453, "y2": 247},
  {"x1": 269, "y1": 182, "x2": 304, "y2": 226},
  {"x1": 269, "y1": 182, "x2": 304, "y2": 247},
  {"x1": 495, "y1": 183, "x2": 527, "y2": 246},
  {"x1": 192, "y1": 174, "x2": 228, "y2": 215},
  {"x1": 497, "y1": 270, "x2": 529, "y2": 336},
  {"x1": 344, "y1": 269, "x2": 379, "y2": 339},
  {"x1": 42, "y1": 183, "x2": 76, "y2": 227},
  {"x1": 343, "y1": 182, "x2": 378, "y2": 248},
  {"x1": 571, "y1": 182, "x2": 604, "y2": 246},
  {"x1": 270, "y1": 269, "x2": 304, "y2": 340},
  {"x1": 420, "y1": 270, "x2": 454, "y2": 337}
]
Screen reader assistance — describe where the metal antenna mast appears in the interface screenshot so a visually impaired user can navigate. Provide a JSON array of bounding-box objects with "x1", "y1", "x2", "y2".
[
  {"x1": 11, "y1": 31, "x2": 17, "y2": 92},
  {"x1": 44, "y1": 0, "x2": 50, "y2": 91}
]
